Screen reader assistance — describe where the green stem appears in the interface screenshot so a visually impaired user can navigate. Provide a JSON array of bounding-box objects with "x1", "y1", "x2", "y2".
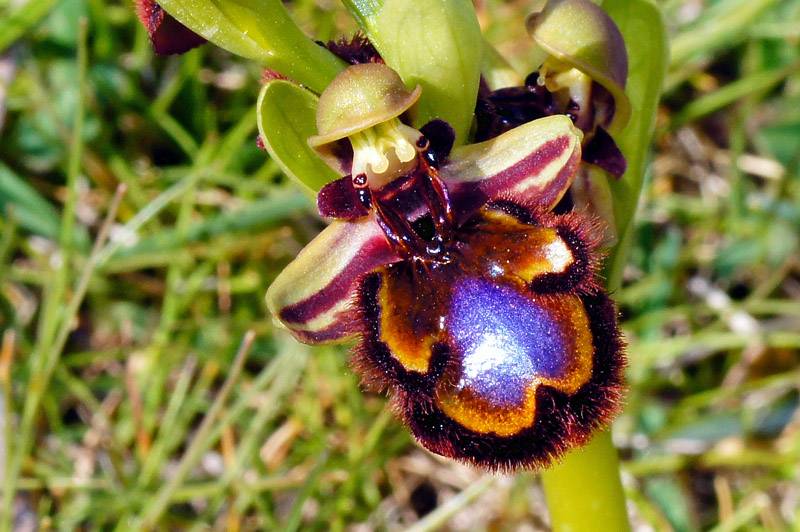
[{"x1": 542, "y1": 432, "x2": 630, "y2": 532}]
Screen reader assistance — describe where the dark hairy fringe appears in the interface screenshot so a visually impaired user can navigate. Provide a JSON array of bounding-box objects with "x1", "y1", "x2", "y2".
[
  {"x1": 487, "y1": 199, "x2": 607, "y2": 295},
  {"x1": 347, "y1": 200, "x2": 626, "y2": 471},
  {"x1": 350, "y1": 270, "x2": 450, "y2": 395}
]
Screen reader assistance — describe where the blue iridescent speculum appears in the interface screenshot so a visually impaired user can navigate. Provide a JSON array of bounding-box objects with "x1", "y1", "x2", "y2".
[{"x1": 265, "y1": 48, "x2": 627, "y2": 469}]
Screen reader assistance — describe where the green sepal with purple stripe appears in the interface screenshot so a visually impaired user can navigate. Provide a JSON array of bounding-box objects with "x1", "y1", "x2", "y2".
[{"x1": 441, "y1": 115, "x2": 583, "y2": 222}]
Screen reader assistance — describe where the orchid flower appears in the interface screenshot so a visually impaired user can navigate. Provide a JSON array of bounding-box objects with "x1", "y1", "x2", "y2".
[
  {"x1": 138, "y1": 0, "x2": 624, "y2": 472},
  {"x1": 261, "y1": 62, "x2": 625, "y2": 471},
  {"x1": 135, "y1": 0, "x2": 666, "y2": 526}
]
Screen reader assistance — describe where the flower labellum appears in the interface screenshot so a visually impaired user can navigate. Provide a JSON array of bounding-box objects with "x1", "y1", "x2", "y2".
[
  {"x1": 354, "y1": 202, "x2": 625, "y2": 469},
  {"x1": 267, "y1": 64, "x2": 625, "y2": 470}
]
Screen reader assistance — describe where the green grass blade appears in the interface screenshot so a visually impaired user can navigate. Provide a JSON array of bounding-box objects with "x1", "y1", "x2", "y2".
[
  {"x1": 0, "y1": 0, "x2": 60, "y2": 53},
  {"x1": 0, "y1": 162, "x2": 62, "y2": 242}
]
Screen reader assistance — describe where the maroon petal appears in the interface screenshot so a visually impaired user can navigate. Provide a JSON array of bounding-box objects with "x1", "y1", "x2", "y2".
[
  {"x1": 419, "y1": 119, "x2": 456, "y2": 165},
  {"x1": 326, "y1": 34, "x2": 383, "y2": 65},
  {"x1": 135, "y1": 0, "x2": 206, "y2": 56},
  {"x1": 317, "y1": 176, "x2": 370, "y2": 219},
  {"x1": 582, "y1": 126, "x2": 627, "y2": 179}
]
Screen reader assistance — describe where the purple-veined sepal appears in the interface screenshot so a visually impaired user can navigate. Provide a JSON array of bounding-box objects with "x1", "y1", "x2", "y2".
[
  {"x1": 441, "y1": 115, "x2": 583, "y2": 222},
  {"x1": 266, "y1": 215, "x2": 401, "y2": 344}
]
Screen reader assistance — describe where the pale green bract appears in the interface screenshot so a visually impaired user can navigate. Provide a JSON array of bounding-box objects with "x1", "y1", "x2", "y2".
[
  {"x1": 257, "y1": 81, "x2": 339, "y2": 196},
  {"x1": 373, "y1": 0, "x2": 481, "y2": 145}
]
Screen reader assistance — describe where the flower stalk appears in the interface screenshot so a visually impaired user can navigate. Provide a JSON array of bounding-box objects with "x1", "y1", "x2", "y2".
[{"x1": 155, "y1": 0, "x2": 346, "y2": 92}]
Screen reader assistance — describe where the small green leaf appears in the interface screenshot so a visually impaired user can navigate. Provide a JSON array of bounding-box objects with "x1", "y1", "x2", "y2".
[
  {"x1": 257, "y1": 80, "x2": 340, "y2": 195},
  {"x1": 156, "y1": 0, "x2": 345, "y2": 93},
  {"x1": 372, "y1": 0, "x2": 482, "y2": 145}
]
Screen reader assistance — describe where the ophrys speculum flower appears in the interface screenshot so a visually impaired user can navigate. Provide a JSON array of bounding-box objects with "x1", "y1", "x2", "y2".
[
  {"x1": 133, "y1": 0, "x2": 636, "y2": 473},
  {"x1": 266, "y1": 63, "x2": 625, "y2": 470}
]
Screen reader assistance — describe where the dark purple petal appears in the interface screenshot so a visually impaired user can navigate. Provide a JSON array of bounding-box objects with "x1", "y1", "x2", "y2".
[
  {"x1": 581, "y1": 126, "x2": 627, "y2": 179},
  {"x1": 419, "y1": 119, "x2": 456, "y2": 166},
  {"x1": 475, "y1": 79, "x2": 559, "y2": 142},
  {"x1": 317, "y1": 176, "x2": 370, "y2": 219},
  {"x1": 326, "y1": 34, "x2": 383, "y2": 65},
  {"x1": 135, "y1": 0, "x2": 206, "y2": 56}
]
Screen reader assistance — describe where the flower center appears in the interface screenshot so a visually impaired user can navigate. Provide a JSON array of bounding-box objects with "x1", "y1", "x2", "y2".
[{"x1": 349, "y1": 118, "x2": 422, "y2": 189}]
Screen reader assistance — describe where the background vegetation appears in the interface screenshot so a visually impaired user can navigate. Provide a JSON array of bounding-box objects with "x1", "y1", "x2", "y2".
[{"x1": 0, "y1": 0, "x2": 799, "y2": 530}]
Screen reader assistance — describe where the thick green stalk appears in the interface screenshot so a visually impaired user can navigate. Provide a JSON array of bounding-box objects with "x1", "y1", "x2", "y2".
[
  {"x1": 542, "y1": 431, "x2": 629, "y2": 532},
  {"x1": 541, "y1": 1, "x2": 668, "y2": 531}
]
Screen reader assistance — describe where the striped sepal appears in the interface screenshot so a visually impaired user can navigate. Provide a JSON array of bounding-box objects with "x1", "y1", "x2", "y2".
[
  {"x1": 266, "y1": 215, "x2": 401, "y2": 344},
  {"x1": 440, "y1": 115, "x2": 582, "y2": 220}
]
